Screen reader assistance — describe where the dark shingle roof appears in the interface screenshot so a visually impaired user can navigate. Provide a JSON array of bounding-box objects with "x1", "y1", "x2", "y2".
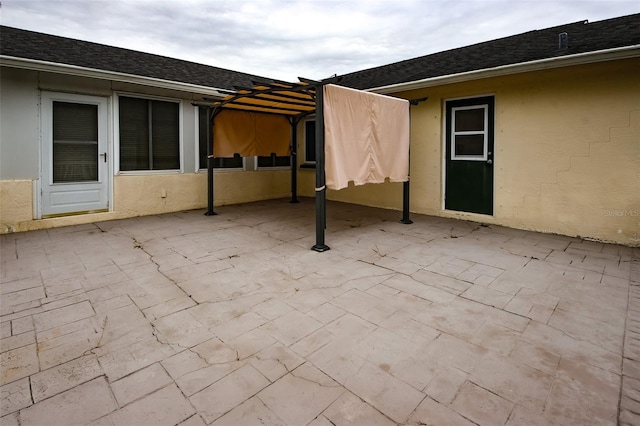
[
  {"x1": 2, "y1": 14, "x2": 639, "y2": 93},
  {"x1": 0, "y1": 25, "x2": 272, "y2": 91},
  {"x1": 338, "y1": 13, "x2": 640, "y2": 90}
]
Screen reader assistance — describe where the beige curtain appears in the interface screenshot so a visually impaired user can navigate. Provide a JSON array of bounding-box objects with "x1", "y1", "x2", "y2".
[
  {"x1": 323, "y1": 84, "x2": 410, "y2": 190},
  {"x1": 213, "y1": 109, "x2": 290, "y2": 157}
]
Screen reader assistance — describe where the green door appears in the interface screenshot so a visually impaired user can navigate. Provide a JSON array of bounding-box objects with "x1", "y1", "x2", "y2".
[{"x1": 445, "y1": 96, "x2": 494, "y2": 215}]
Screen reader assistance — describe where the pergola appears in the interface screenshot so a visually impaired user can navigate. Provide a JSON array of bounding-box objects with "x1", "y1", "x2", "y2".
[{"x1": 196, "y1": 77, "x2": 425, "y2": 252}]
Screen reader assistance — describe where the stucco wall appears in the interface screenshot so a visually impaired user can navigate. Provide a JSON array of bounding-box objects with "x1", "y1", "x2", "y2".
[
  {"x1": 0, "y1": 170, "x2": 290, "y2": 233},
  {"x1": 334, "y1": 57, "x2": 639, "y2": 246},
  {"x1": 114, "y1": 170, "x2": 290, "y2": 216},
  {"x1": 0, "y1": 68, "x2": 40, "y2": 179},
  {"x1": 0, "y1": 180, "x2": 33, "y2": 232}
]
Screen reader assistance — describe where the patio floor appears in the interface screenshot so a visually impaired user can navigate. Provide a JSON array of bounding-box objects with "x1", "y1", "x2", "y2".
[{"x1": 1, "y1": 198, "x2": 639, "y2": 426}]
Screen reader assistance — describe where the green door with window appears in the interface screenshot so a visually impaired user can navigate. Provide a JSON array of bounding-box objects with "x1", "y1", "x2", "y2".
[{"x1": 445, "y1": 96, "x2": 494, "y2": 215}]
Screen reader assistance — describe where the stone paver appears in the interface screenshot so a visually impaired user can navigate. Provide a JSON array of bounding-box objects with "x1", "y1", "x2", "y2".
[
  {"x1": 1, "y1": 198, "x2": 638, "y2": 425},
  {"x1": 30, "y1": 354, "x2": 103, "y2": 403},
  {"x1": 110, "y1": 384, "x2": 195, "y2": 426},
  {"x1": 189, "y1": 364, "x2": 270, "y2": 424},
  {"x1": 19, "y1": 377, "x2": 116, "y2": 425}
]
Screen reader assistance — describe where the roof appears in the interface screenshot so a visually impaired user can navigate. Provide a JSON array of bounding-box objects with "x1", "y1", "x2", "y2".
[
  {"x1": 0, "y1": 25, "x2": 272, "y2": 92},
  {"x1": 1, "y1": 13, "x2": 638, "y2": 94},
  {"x1": 339, "y1": 13, "x2": 640, "y2": 90}
]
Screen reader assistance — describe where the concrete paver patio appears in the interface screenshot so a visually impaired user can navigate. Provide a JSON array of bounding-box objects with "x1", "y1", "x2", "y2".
[{"x1": 1, "y1": 198, "x2": 639, "y2": 425}]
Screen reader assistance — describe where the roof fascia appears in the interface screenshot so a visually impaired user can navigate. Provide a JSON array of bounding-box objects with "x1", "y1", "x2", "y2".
[
  {"x1": 0, "y1": 55, "x2": 230, "y2": 98},
  {"x1": 368, "y1": 45, "x2": 640, "y2": 94}
]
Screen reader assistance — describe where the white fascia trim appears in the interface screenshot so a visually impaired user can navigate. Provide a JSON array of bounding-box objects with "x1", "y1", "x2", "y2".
[
  {"x1": 368, "y1": 45, "x2": 640, "y2": 94},
  {"x1": 0, "y1": 55, "x2": 230, "y2": 98}
]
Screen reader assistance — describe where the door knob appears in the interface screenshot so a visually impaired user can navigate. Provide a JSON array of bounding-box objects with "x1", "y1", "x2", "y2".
[{"x1": 486, "y1": 159, "x2": 493, "y2": 165}]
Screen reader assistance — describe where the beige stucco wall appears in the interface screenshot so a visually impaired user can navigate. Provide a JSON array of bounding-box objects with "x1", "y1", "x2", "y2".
[
  {"x1": 114, "y1": 170, "x2": 290, "y2": 216},
  {"x1": 0, "y1": 180, "x2": 34, "y2": 233},
  {"x1": 327, "y1": 57, "x2": 639, "y2": 246},
  {"x1": 0, "y1": 170, "x2": 290, "y2": 233}
]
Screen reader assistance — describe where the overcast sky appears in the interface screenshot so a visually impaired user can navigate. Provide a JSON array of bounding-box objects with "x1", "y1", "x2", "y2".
[{"x1": 2, "y1": 0, "x2": 638, "y2": 81}]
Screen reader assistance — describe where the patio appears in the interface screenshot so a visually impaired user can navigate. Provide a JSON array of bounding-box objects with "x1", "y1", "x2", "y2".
[{"x1": 1, "y1": 198, "x2": 639, "y2": 425}]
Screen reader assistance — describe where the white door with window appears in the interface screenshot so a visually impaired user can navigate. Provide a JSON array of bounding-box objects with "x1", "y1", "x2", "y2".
[{"x1": 41, "y1": 92, "x2": 109, "y2": 217}]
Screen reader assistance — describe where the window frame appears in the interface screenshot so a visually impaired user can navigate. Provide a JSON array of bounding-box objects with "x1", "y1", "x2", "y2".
[
  {"x1": 114, "y1": 92, "x2": 184, "y2": 175},
  {"x1": 450, "y1": 104, "x2": 489, "y2": 161}
]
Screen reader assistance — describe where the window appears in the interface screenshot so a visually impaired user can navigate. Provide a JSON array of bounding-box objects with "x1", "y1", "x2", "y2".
[
  {"x1": 450, "y1": 105, "x2": 488, "y2": 160},
  {"x1": 303, "y1": 119, "x2": 316, "y2": 165},
  {"x1": 119, "y1": 96, "x2": 180, "y2": 171},
  {"x1": 257, "y1": 153, "x2": 291, "y2": 168},
  {"x1": 197, "y1": 107, "x2": 244, "y2": 170}
]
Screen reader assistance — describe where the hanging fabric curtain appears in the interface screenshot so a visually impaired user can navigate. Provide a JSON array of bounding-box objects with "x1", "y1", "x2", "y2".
[
  {"x1": 323, "y1": 84, "x2": 410, "y2": 190},
  {"x1": 213, "y1": 109, "x2": 290, "y2": 157}
]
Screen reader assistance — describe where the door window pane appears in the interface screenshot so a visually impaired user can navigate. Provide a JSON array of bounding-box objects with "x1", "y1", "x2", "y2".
[
  {"x1": 454, "y1": 135, "x2": 485, "y2": 156},
  {"x1": 53, "y1": 102, "x2": 98, "y2": 182},
  {"x1": 454, "y1": 108, "x2": 485, "y2": 131}
]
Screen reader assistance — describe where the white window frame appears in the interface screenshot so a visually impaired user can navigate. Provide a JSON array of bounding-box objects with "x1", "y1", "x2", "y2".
[
  {"x1": 114, "y1": 92, "x2": 184, "y2": 174},
  {"x1": 450, "y1": 104, "x2": 488, "y2": 161}
]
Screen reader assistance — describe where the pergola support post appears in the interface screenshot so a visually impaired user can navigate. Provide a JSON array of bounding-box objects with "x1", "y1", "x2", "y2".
[
  {"x1": 289, "y1": 116, "x2": 300, "y2": 203},
  {"x1": 400, "y1": 180, "x2": 412, "y2": 224},
  {"x1": 312, "y1": 85, "x2": 330, "y2": 252},
  {"x1": 205, "y1": 107, "x2": 218, "y2": 216}
]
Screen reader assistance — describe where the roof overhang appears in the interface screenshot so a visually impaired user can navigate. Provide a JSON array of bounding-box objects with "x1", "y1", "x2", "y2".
[
  {"x1": 368, "y1": 45, "x2": 640, "y2": 95},
  {"x1": 0, "y1": 55, "x2": 231, "y2": 98}
]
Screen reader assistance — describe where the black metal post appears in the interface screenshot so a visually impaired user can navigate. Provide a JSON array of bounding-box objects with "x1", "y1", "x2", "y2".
[
  {"x1": 400, "y1": 180, "x2": 412, "y2": 224},
  {"x1": 400, "y1": 103, "x2": 412, "y2": 224},
  {"x1": 312, "y1": 85, "x2": 329, "y2": 252},
  {"x1": 290, "y1": 116, "x2": 300, "y2": 203},
  {"x1": 205, "y1": 107, "x2": 217, "y2": 216}
]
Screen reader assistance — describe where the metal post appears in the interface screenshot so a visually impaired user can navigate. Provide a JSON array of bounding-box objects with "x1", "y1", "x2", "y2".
[
  {"x1": 205, "y1": 107, "x2": 217, "y2": 216},
  {"x1": 400, "y1": 180, "x2": 412, "y2": 224},
  {"x1": 290, "y1": 116, "x2": 300, "y2": 203},
  {"x1": 312, "y1": 85, "x2": 329, "y2": 252}
]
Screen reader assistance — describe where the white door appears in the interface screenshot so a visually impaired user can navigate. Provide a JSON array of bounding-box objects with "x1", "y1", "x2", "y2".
[{"x1": 41, "y1": 92, "x2": 109, "y2": 217}]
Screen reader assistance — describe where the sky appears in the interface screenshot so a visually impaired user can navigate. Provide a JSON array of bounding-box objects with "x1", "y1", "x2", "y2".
[{"x1": 1, "y1": 0, "x2": 638, "y2": 81}]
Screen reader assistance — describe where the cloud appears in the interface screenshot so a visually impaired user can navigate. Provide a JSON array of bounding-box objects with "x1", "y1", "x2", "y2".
[{"x1": 2, "y1": 0, "x2": 638, "y2": 81}]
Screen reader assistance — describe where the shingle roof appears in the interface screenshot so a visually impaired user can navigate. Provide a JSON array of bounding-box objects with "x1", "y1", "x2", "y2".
[
  {"x1": 338, "y1": 13, "x2": 640, "y2": 90},
  {"x1": 2, "y1": 14, "x2": 639, "y2": 93},
  {"x1": 0, "y1": 25, "x2": 272, "y2": 91}
]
